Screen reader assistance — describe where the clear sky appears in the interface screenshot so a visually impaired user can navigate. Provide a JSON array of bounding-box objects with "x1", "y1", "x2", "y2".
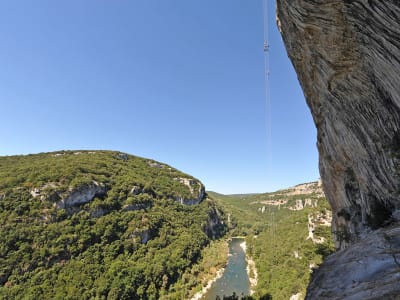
[{"x1": 0, "y1": 0, "x2": 319, "y2": 194}]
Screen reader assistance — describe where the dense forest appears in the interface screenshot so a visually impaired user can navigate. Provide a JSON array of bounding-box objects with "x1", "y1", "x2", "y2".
[
  {"x1": 0, "y1": 150, "x2": 227, "y2": 299},
  {"x1": 0, "y1": 150, "x2": 335, "y2": 299},
  {"x1": 211, "y1": 182, "x2": 335, "y2": 299}
]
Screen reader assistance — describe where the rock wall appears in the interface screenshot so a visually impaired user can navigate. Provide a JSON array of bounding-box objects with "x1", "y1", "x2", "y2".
[
  {"x1": 276, "y1": 1, "x2": 400, "y2": 298},
  {"x1": 306, "y1": 225, "x2": 400, "y2": 299},
  {"x1": 56, "y1": 181, "x2": 107, "y2": 209},
  {"x1": 276, "y1": 0, "x2": 400, "y2": 249},
  {"x1": 175, "y1": 177, "x2": 206, "y2": 205},
  {"x1": 203, "y1": 205, "x2": 226, "y2": 239}
]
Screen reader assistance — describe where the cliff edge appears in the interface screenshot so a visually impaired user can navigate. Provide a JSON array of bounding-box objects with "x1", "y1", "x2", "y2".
[{"x1": 276, "y1": 1, "x2": 400, "y2": 298}]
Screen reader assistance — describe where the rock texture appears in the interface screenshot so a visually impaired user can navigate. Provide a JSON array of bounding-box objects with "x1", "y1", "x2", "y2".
[
  {"x1": 276, "y1": 0, "x2": 400, "y2": 298},
  {"x1": 307, "y1": 224, "x2": 400, "y2": 299},
  {"x1": 203, "y1": 206, "x2": 226, "y2": 239},
  {"x1": 56, "y1": 181, "x2": 107, "y2": 209},
  {"x1": 175, "y1": 177, "x2": 206, "y2": 206},
  {"x1": 277, "y1": 0, "x2": 400, "y2": 248}
]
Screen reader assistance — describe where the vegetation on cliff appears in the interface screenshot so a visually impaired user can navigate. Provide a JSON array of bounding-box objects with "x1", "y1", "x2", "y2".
[
  {"x1": 210, "y1": 182, "x2": 335, "y2": 300},
  {"x1": 0, "y1": 150, "x2": 226, "y2": 299}
]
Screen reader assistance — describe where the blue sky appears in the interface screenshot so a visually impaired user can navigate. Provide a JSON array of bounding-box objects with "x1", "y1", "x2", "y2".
[{"x1": 0, "y1": 0, "x2": 318, "y2": 194}]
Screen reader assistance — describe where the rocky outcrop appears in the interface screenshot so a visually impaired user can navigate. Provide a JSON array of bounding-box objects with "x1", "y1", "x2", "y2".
[
  {"x1": 129, "y1": 228, "x2": 151, "y2": 244},
  {"x1": 203, "y1": 205, "x2": 226, "y2": 239},
  {"x1": 175, "y1": 177, "x2": 206, "y2": 206},
  {"x1": 307, "y1": 214, "x2": 327, "y2": 244},
  {"x1": 130, "y1": 186, "x2": 142, "y2": 195},
  {"x1": 30, "y1": 188, "x2": 41, "y2": 198},
  {"x1": 129, "y1": 179, "x2": 205, "y2": 206},
  {"x1": 276, "y1": 1, "x2": 400, "y2": 298},
  {"x1": 290, "y1": 293, "x2": 302, "y2": 300},
  {"x1": 148, "y1": 161, "x2": 165, "y2": 169},
  {"x1": 306, "y1": 224, "x2": 400, "y2": 299},
  {"x1": 286, "y1": 182, "x2": 323, "y2": 197},
  {"x1": 288, "y1": 198, "x2": 317, "y2": 211},
  {"x1": 56, "y1": 181, "x2": 107, "y2": 209},
  {"x1": 116, "y1": 152, "x2": 129, "y2": 161},
  {"x1": 176, "y1": 195, "x2": 204, "y2": 206},
  {"x1": 277, "y1": 0, "x2": 400, "y2": 249}
]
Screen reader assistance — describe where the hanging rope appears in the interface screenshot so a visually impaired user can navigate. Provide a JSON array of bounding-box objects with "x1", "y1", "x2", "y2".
[
  {"x1": 263, "y1": 0, "x2": 271, "y2": 167},
  {"x1": 263, "y1": 0, "x2": 276, "y2": 295}
]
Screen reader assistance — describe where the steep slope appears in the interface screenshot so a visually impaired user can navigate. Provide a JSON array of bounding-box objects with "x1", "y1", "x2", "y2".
[
  {"x1": 277, "y1": 0, "x2": 400, "y2": 248},
  {"x1": 306, "y1": 225, "x2": 400, "y2": 299},
  {"x1": 0, "y1": 150, "x2": 226, "y2": 299},
  {"x1": 276, "y1": 1, "x2": 400, "y2": 298},
  {"x1": 210, "y1": 181, "x2": 334, "y2": 300}
]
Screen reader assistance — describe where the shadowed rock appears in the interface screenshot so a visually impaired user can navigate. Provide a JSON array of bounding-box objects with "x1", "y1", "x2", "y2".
[
  {"x1": 277, "y1": 0, "x2": 400, "y2": 248},
  {"x1": 276, "y1": 1, "x2": 400, "y2": 298}
]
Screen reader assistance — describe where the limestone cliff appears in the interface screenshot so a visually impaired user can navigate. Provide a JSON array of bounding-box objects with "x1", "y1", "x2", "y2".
[
  {"x1": 277, "y1": 0, "x2": 400, "y2": 248},
  {"x1": 174, "y1": 177, "x2": 206, "y2": 205},
  {"x1": 276, "y1": 0, "x2": 400, "y2": 298},
  {"x1": 55, "y1": 181, "x2": 107, "y2": 209},
  {"x1": 306, "y1": 225, "x2": 400, "y2": 299}
]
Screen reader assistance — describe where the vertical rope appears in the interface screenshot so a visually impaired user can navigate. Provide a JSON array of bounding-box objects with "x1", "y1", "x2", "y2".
[
  {"x1": 263, "y1": 0, "x2": 275, "y2": 297},
  {"x1": 263, "y1": 0, "x2": 271, "y2": 169}
]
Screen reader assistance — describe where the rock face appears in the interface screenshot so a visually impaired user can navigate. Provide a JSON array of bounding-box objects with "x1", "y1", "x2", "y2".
[
  {"x1": 203, "y1": 206, "x2": 226, "y2": 239},
  {"x1": 175, "y1": 177, "x2": 206, "y2": 205},
  {"x1": 276, "y1": 1, "x2": 400, "y2": 298},
  {"x1": 56, "y1": 181, "x2": 107, "y2": 209},
  {"x1": 277, "y1": 0, "x2": 400, "y2": 248},
  {"x1": 307, "y1": 225, "x2": 400, "y2": 299}
]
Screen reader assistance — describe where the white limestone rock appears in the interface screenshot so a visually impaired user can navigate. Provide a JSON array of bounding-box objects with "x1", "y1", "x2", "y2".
[
  {"x1": 30, "y1": 188, "x2": 41, "y2": 198},
  {"x1": 174, "y1": 177, "x2": 205, "y2": 205},
  {"x1": 130, "y1": 186, "x2": 142, "y2": 195},
  {"x1": 290, "y1": 293, "x2": 302, "y2": 300},
  {"x1": 56, "y1": 181, "x2": 107, "y2": 209}
]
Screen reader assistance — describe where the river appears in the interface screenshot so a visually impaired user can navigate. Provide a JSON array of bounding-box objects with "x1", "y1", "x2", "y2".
[{"x1": 201, "y1": 237, "x2": 250, "y2": 299}]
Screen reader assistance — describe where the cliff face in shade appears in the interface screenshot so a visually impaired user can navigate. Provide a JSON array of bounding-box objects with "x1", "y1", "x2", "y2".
[
  {"x1": 276, "y1": 1, "x2": 400, "y2": 298},
  {"x1": 306, "y1": 225, "x2": 400, "y2": 299},
  {"x1": 276, "y1": 0, "x2": 400, "y2": 249}
]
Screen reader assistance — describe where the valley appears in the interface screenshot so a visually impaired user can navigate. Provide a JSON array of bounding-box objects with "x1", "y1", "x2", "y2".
[
  {"x1": 209, "y1": 181, "x2": 334, "y2": 300},
  {"x1": 0, "y1": 151, "x2": 334, "y2": 300},
  {"x1": 0, "y1": 151, "x2": 227, "y2": 299}
]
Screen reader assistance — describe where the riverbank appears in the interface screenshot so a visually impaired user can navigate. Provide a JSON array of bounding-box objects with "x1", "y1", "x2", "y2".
[
  {"x1": 190, "y1": 267, "x2": 225, "y2": 300},
  {"x1": 239, "y1": 240, "x2": 258, "y2": 295},
  {"x1": 187, "y1": 240, "x2": 228, "y2": 300},
  {"x1": 199, "y1": 237, "x2": 252, "y2": 299}
]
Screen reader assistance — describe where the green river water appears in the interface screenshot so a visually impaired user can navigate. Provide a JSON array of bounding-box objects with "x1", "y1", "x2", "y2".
[{"x1": 202, "y1": 237, "x2": 250, "y2": 299}]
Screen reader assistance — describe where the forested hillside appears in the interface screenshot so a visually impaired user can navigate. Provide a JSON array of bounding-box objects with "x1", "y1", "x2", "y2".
[
  {"x1": 0, "y1": 150, "x2": 227, "y2": 299},
  {"x1": 210, "y1": 182, "x2": 335, "y2": 300}
]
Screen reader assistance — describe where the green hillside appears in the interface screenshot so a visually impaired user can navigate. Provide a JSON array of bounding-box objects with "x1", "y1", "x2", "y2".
[
  {"x1": 0, "y1": 150, "x2": 227, "y2": 300},
  {"x1": 209, "y1": 182, "x2": 335, "y2": 300}
]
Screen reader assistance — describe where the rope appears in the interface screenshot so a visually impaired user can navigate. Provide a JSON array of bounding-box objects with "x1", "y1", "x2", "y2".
[
  {"x1": 263, "y1": 0, "x2": 275, "y2": 295},
  {"x1": 263, "y1": 0, "x2": 271, "y2": 168}
]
